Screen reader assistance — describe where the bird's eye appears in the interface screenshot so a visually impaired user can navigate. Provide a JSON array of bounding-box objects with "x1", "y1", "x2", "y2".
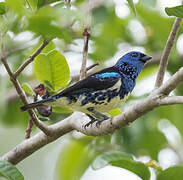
[{"x1": 131, "y1": 53, "x2": 138, "y2": 57}]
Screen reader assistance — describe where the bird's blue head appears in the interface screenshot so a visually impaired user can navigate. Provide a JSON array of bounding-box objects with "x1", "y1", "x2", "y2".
[{"x1": 115, "y1": 51, "x2": 152, "y2": 75}]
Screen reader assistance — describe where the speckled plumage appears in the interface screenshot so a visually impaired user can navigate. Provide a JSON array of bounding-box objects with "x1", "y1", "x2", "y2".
[{"x1": 21, "y1": 51, "x2": 152, "y2": 127}]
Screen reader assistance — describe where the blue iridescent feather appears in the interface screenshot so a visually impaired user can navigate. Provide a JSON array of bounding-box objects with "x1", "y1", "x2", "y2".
[{"x1": 94, "y1": 72, "x2": 121, "y2": 79}]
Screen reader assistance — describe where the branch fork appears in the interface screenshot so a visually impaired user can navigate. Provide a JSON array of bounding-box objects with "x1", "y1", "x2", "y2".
[{"x1": 0, "y1": 36, "x2": 52, "y2": 136}]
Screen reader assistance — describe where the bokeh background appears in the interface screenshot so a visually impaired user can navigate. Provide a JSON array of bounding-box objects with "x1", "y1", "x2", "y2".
[{"x1": 0, "y1": 0, "x2": 183, "y2": 179}]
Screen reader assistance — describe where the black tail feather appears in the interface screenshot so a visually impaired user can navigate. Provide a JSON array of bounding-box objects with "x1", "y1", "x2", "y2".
[
  {"x1": 20, "y1": 97, "x2": 54, "y2": 111},
  {"x1": 20, "y1": 101, "x2": 44, "y2": 111}
]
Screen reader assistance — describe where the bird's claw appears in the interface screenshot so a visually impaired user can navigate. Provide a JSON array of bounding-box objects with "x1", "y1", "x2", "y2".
[
  {"x1": 84, "y1": 119, "x2": 105, "y2": 128},
  {"x1": 84, "y1": 119, "x2": 97, "y2": 128},
  {"x1": 96, "y1": 120, "x2": 103, "y2": 127}
]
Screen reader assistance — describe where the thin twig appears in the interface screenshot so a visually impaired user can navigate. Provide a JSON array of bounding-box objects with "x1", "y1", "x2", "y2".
[
  {"x1": 14, "y1": 40, "x2": 49, "y2": 78},
  {"x1": 155, "y1": 17, "x2": 182, "y2": 88},
  {"x1": 0, "y1": 34, "x2": 52, "y2": 136},
  {"x1": 25, "y1": 118, "x2": 33, "y2": 139},
  {"x1": 80, "y1": 28, "x2": 90, "y2": 80},
  {"x1": 25, "y1": 0, "x2": 33, "y2": 11},
  {"x1": 79, "y1": 0, "x2": 92, "y2": 80},
  {"x1": 86, "y1": 62, "x2": 99, "y2": 71},
  {"x1": 1, "y1": 57, "x2": 52, "y2": 135},
  {"x1": 65, "y1": 0, "x2": 71, "y2": 8}
]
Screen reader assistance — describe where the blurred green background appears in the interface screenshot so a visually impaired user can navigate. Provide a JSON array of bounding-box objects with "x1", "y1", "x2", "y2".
[{"x1": 0, "y1": 0, "x2": 183, "y2": 179}]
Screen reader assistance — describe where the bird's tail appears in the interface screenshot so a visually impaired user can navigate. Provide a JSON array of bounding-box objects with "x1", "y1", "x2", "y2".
[{"x1": 20, "y1": 98, "x2": 54, "y2": 111}]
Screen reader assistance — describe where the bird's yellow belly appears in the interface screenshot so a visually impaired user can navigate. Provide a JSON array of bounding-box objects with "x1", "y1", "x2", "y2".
[
  {"x1": 48, "y1": 92, "x2": 130, "y2": 115},
  {"x1": 45, "y1": 80, "x2": 130, "y2": 115},
  {"x1": 69, "y1": 94, "x2": 125, "y2": 113}
]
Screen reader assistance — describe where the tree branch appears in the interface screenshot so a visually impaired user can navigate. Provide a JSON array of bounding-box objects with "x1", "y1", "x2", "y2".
[
  {"x1": 1, "y1": 115, "x2": 73, "y2": 164},
  {"x1": 80, "y1": 28, "x2": 90, "y2": 80},
  {"x1": 155, "y1": 67, "x2": 183, "y2": 95},
  {"x1": 2, "y1": 66, "x2": 183, "y2": 165},
  {"x1": 14, "y1": 40, "x2": 49, "y2": 78},
  {"x1": 1, "y1": 56, "x2": 53, "y2": 135},
  {"x1": 158, "y1": 96, "x2": 183, "y2": 105},
  {"x1": 25, "y1": 118, "x2": 33, "y2": 139},
  {"x1": 86, "y1": 62, "x2": 99, "y2": 71},
  {"x1": 65, "y1": 0, "x2": 71, "y2": 8},
  {"x1": 155, "y1": 17, "x2": 182, "y2": 88},
  {"x1": 0, "y1": 35, "x2": 52, "y2": 136}
]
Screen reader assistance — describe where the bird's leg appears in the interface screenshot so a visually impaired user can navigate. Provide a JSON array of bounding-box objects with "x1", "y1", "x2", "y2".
[
  {"x1": 84, "y1": 114, "x2": 98, "y2": 128},
  {"x1": 86, "y1": 107, "x2": 109, "y2": 127}
]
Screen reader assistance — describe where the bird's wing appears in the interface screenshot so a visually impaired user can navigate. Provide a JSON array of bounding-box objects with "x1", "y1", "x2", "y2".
[
  {"x1": 21, "y1": 67, "x2": 122, "y2": 111},
  {"x1": 54, "y1": 66, "x2": 122, "y2": 97}
]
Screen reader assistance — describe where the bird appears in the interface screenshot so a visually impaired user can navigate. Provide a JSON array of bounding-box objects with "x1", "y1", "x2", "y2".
[{"x1": 20, "y1": 51, "x2": 152, "y2": 127}]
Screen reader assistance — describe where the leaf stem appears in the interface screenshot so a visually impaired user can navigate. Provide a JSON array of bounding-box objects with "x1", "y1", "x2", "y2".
[{"x1": 146, "y1": 160, "x2": 163, "y2": 172}]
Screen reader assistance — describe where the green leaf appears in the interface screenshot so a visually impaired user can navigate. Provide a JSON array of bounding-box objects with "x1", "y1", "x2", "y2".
[
  {"x1": 37, "y1": 0, "x2": 62, "y2": 8},
  {"x1": 52, "y1": 106, "x2": 73, "y2": 114},
  {"x1": 92, "y1": 152, "x2": 150, "y2": 180},
  {"x1": 92, "y1": 151, "x2": 133, "y2": 170},
  {"x1": 44, "y1": 80, "x2": 54, "y2": 91},
  {"x1": 6, "y1": 0, "x2": 26, "y2": 15},
  {"x1": 165, "y1": 5, "x2": 183, "y2": 18},
  {"x1": 91, "y1": 8, "x2": 127, "y2": 62},
  {"x1": 127, "y1": 0, "x2": 136, "y2": 15},
  {"x1": 34, "y1": 49, "x2": 70, "y2": 90},
  {"x1": 135, "y1": 126, "x2": 167, "y2": 160},
  {"x1": 157, "y1": 166, "x2": 183, "y2": 180},
  {"x1": 0, "y1": 2, "x2": 7, "y2": 15},
  {"x1": 27, "y1": 6, "x2": 71, "y2": 39},
  {"x1": 2, "y1": 100, "x2": 29, "y2": 127},
  {"x1": 56, "y1": 137, "x2": 96, "y2": 180},
  {"x1": 0, "y1": 160, "x2": 24, "y2": 180},
  {"x1": 27, "y1": 0, "x2": 38, "y2": 11},
  {"x1": 22, "y1": 83, "x2": 34, "y2": 96},
  {"x1": 108, "y1": 108, "x2": 122, "y2": 116},
  {"x1": 136, "y1": 5, "x2": 173, "y2": 50},
  {"x1": 111, "y1": 159, "x2": 150, "y2": 180}
]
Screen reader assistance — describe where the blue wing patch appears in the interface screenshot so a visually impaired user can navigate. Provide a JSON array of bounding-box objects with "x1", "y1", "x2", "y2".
[{"x1": 94, "y1": 72, "x2": 121, "y2": 79}]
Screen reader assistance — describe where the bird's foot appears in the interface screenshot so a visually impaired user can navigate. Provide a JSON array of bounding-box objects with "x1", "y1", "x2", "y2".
[
  {"x1": 96, "y1": 116, "x2": 109, "y2": 127},
  {"x1": 84, "y1": 119, "x2": 98, "y2": 128},
  {"x1": 95, "y1": 119, "x2": 104, "y2": 127},
  {"x1": 85, "y1": 114, "x2": 98, "y2": 128},
  {"x1": 85, "y1": 113, "x2": 109, "y2": 128}
]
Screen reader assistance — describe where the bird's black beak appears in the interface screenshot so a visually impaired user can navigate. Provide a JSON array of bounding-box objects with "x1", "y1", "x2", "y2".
[{"x1": 140, "y1": 55, "x2": 152, "y2": 63}]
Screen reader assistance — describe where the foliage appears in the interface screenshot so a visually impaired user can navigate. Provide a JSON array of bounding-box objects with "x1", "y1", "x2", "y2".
[
  {"x1": 0, "y1": 160, "x2": 24, "y2": 180},
  {"x1": 0, "y1": 0, "x2": 183, "y2": 180},
  {"x1": 157, "y1": 166, "x2": 183, "y2": 180},
  {"x1": 34, "y1": 49, "x2": 70, "y2": 91},
  {"x1": 92, "y1": 152, "x2": 150, "y2": 180},
  {"x1": 166, "y1": 5, "x2": 183, "y2": 18},
  {"x1": 127, "y1": 0, "x2": 136, "y2": 15},
  {"x1": 56, "y1": 137, "x2": 96, "y2": 180}
]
